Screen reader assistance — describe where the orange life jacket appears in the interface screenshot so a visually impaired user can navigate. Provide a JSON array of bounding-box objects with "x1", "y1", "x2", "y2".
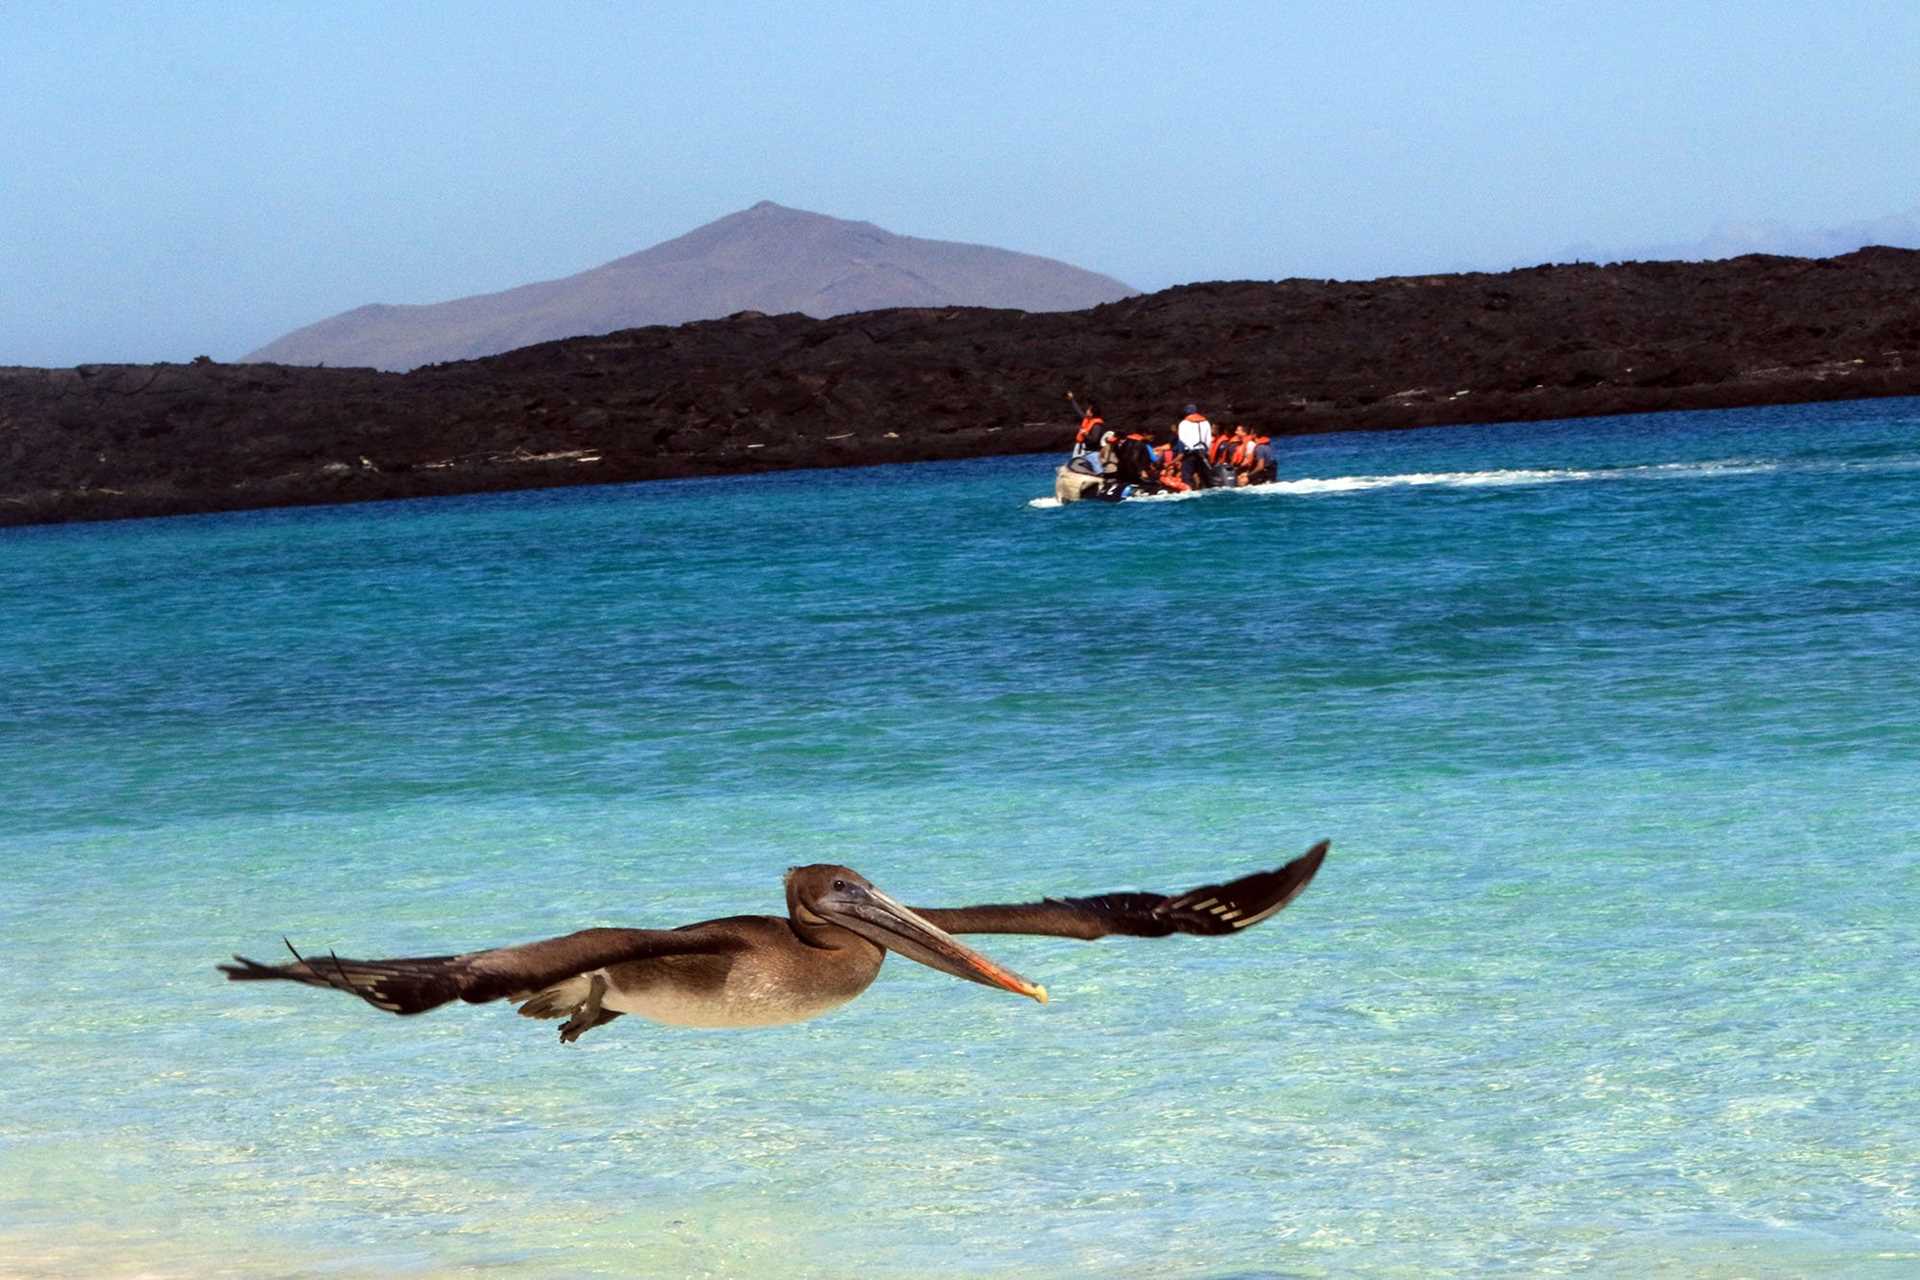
[
  {"x1": 1158, "y1": 453, "x2": 1189, "y2": 491},
  {"x1": 1075, "y1": 414, "x2": 1104, "y2": 444}
]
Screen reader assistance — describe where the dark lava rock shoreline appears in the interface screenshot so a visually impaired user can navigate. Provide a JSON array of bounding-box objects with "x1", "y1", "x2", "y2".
[{"x1": 5, "y1": 248, "x2": 1919, "y2": 528}]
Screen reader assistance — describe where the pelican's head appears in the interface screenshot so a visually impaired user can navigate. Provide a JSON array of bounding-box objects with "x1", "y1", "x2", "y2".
[{"x1": 784, "y1": 864, "x2": 1047, "y2": 1003}]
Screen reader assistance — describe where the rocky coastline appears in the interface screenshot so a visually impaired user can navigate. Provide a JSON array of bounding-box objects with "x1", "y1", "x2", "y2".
[{"x1": 4, "y1": 248, "x2": 1918, "y2": 528}]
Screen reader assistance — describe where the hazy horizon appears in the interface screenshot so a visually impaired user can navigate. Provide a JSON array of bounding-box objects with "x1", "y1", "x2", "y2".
[{"x1": 5, "y1": 1, "x2": 1917, "y2": 367}]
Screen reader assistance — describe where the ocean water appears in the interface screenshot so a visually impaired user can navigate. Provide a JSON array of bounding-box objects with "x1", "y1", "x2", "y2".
[{"x1": 2, "y1": 398, "x2": 1917, "y2": 1278}]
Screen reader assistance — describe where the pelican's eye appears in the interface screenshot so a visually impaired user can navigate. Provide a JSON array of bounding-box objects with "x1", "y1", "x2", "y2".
[{"x1": 832, "y1": 878, "x2": 849, "y2": 892}]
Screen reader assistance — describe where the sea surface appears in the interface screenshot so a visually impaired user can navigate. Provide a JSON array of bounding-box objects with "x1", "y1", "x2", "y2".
[{"x1": 2, "y1": 398, "x2": 1917, "y2": 1278}]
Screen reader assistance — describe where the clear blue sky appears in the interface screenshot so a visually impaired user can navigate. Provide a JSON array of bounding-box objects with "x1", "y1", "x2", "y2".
[{"x1": 4, "y1": 0, "x2": 1916, "y2": 366}]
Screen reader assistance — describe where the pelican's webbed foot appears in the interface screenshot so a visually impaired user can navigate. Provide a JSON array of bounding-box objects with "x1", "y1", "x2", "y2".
[{"x1": 558, "y1": 972, "x2": 610, "y2": 1043}]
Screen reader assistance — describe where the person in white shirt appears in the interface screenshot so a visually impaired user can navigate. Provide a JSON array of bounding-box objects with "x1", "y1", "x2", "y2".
[{"x1": 1173, "y1": 403, "x2": 1215, "y2": 489}]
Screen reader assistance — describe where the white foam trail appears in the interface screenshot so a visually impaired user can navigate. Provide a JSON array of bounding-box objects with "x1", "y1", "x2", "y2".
[
  {"x1": 1029, "y1": 453, "x2": 1836, "y2": 508},
  {"x1": 1267, "y1": 468, "x2": 1589, "y2": 495},
  {"x1": 1263, "y1": 458, "x2": 1792, "y2": 496}
]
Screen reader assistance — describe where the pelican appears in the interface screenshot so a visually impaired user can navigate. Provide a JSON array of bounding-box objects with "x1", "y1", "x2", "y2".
[{"x1": 219, "y1": 841, "x2": 1327, "y2": 1043}]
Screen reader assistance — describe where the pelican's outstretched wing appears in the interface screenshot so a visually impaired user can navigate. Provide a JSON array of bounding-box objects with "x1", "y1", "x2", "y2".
[
  {"x1": 912, "y1": 841, "x2": 1328, "y2": 940},
  {"x1": 217, "y1": 923, "x2": 745, "y2": 1016}
]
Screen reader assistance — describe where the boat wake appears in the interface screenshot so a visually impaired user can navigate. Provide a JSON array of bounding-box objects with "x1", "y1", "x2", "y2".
[{"x1": 1029, "y1": 451, "x2": 1920, "y2": 509}]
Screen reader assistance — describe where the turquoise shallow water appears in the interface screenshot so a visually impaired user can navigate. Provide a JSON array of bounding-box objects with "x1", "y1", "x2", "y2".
[{"x1": 2, "y1": 398, "x2": 1918, "y2": 1277}]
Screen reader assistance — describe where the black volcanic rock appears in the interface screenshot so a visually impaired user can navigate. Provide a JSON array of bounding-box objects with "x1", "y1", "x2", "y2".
[
  {"x1": 245, "y1": 202, "x2": 1138, "y2": 370},
  {"x1": 6, "y1": 249, "x2": 1919, "y2": 528}
]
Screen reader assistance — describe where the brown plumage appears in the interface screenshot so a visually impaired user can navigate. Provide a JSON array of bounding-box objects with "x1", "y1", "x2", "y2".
[
  {"x1": 913, "y1": 843, "x2": 1327, "y2": 938},
  {"x1": 219, "y1": 841, "x2": 1328, "y2": 1043}
]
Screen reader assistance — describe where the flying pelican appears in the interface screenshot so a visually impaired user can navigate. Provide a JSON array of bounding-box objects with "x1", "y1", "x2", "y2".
[{"x1": 219, "y1": 841, "x2": 1327, "y2": 1043}]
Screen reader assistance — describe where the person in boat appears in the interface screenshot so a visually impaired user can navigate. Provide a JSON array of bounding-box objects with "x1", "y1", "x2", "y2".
[
  {"x1": 1157, "y1": 439, "x2": 1191, "y2": 493},
  {"x1": 1099, "y1": 431, "x2": 1161, "y2": 499},
  {"x1": 1244, "y1": 433, "x2": 1277, "y2": 486},
  {"x1": 1067, "y1": 392, "x2": 1104, "y2": 459},
  {"x1": 1054, "y1": 392, "x2": 1115, "y2": 501},
  {"x1": 1208, "y1": 426, "x2": 1241, "y2": 487},
  {"x1": 1224, "y1": 424, "x2": 1254, "y2": 484},
  {"x1": 1173, "y1": 403, "x2": 1215, "y2": 490}
]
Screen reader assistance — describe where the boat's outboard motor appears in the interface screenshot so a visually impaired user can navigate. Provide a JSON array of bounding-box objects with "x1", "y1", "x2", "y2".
[{"x1": 1054, "y1": 453, "x2": 1104, "y2": 503}]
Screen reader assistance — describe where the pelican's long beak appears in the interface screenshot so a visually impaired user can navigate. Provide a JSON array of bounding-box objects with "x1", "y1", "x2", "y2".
[{"x1": 831, "y1": 885, "x2": 1048, "y2": 1004}]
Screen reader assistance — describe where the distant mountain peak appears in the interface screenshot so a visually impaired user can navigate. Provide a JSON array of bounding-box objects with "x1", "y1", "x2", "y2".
[{"x1": 247, "y1": 205, "x2": 1135, "y2": 371}]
